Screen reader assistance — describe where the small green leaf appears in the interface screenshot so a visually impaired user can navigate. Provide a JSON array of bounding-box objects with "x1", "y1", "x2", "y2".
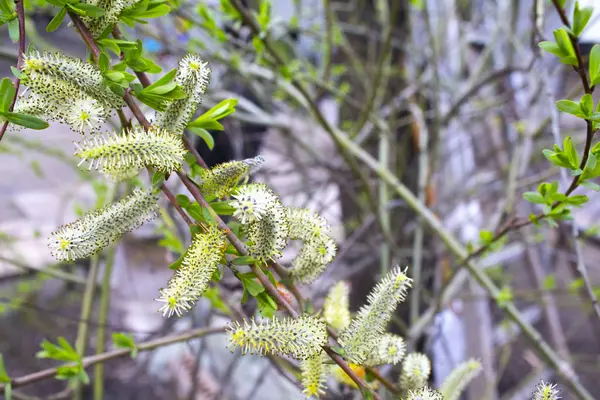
[
  {"x1": 581, "y1": 181, "x2": 600, "y2": 191},
  {"x1": 543, "y1": 274, "x2": 556, "y2": 290},
  {"x1": 523, "y1": 192, "x2": 545, "y2": 204},
  {"x1": 46, "y1": 7, "x2": 67, "y2": 32},
  {"x1": 591, "y1": 45, "x2": 600, "y2": 86},
  {"x1": 10, "y1": 66, "x2": 22, "y2": 79},
  {"x1": 2, "y1": 112, "x2": 49, "y2": 130},
  {"x1": 188, "y1": 127, "x2": 214, "y2": 149},
  {"x1": 7, "y1": 18, "x2": 18, "y2": 43},
  {"x1": 112, "y1": 333, "x2": 137, "y2": 358},
  {"x1": 569, "y1": 277, "x2": 584, "y2": 294},
  {"x1": 538, "y1": 41, "x2": 564, "y2": 58},
  {"x1": 556, "y1": 99, "x2": 583, "y2": 117},
  {"x1": 240, "y1": 273, "x2": 264, "y2": 297},
  {"x1": 573, "y1": 2, "x2": 593, "y2": 36},
  {"x1": 168, "y1": 251, "x2": 186, "y2": 270},
  {"x1": 0, "y1": 354, "x2": 9, "y2": 384},
  {"x1": 0, "y1": 78, "x2": 15, "y2": 112},
  {"x1": 231, "y1": 256, "x2": 257, "y2": 266},
  {"x1": 151, "y1": 171, "x2": 165, "y2": 190},
  {"x1": 580, "y1": 94, "x2": 594, "y2": 117},
  {"x1": 175, "y1": 194, "x2": 190, "y2": 208},
  {"x1": 211, "y1": 201, "x2": 235, "y2": 215},
  {"x1": 496, "y1": 286, "x2": 513, "y2": 307}
]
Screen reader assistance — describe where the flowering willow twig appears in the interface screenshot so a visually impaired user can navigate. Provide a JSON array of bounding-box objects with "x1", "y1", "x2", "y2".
[{"x1": 0, "y1": 0, "x2": 25, "y2": 143}]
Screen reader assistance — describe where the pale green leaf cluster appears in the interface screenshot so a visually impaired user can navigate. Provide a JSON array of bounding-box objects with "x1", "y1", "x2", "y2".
[
  {"x1": 300, "y1": 352, "x2": 328, "y2": 398},
  {"x1": 155, "y1": 54, "x2": 211, "y2": 134},
  {"x1": 156, "y1": 225, "x2": 226, "y2": 317},
  {"x1": 338, "y1": 266, "x2": 412, "y2": 364},
  {"x1": 439, "y1": 359, "x2": 482, "y2": 400},
  {"x1": 74, "y1": 125, "x2": 186, "y2": 177},
  {"x1": 227, "y1": 315, "x2": 327, "y2": 360},
  {"x1": 323, "y1": 281, "x2": 351, "y2": 331},
  {"x1": 48, "y1": 189, "x2": 158, "y2": 261},
  {"x1": 19, "y1": 51, "x2": 123, "y2": 133},
  {"x1": 286, "y1": 207, "x2": 337, "y2": 283}
]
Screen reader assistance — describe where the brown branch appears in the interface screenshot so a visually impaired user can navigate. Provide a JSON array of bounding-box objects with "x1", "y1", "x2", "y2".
[
  {"x1": 0, "y1": 0, "x2": 26, "y2": 142},
  {"x1": 0, "y1": 327, "x2": 225, "y2": 393}
]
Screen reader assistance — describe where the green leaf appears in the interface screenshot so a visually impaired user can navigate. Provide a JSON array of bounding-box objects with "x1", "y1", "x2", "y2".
[
  {"x1": 591, "y1": 45, "x2": 600, "y2": 87},
  {"x1": 36, "y1": 337, "x2": 79, "y2": 362},
  {"x1": 256, "y1": 292, "x2": 277, "y2": 318},
  {"x1": 151, "y1": 171, "x2": 165, "y2": 190},
  {"x1": 0, "y1": 354, "x2": 9, "y2": 384},
  {"x1": 566, "y1": 194, "x2": 588, "y2": 206},
  {"x1": 188, "y1": 98, "x2": 238, "y2": 129},
  {"x1": 573, "y1": 2, "x2": 593, "y2": 36},
  {"x1": 2, "y1": 112, "x2": 49, "y2": 130},
  {"x1": 538, "y1": 41, "x2": 564, "y2": 58},
  {"x1": 231, "y1": 256, "x2": 257, "y2": 266},
  {"x1": 556, "y1": 99, "x2": 583, "y2": 117},
  {"x1": 479, "y1": 230, "x2": 493, "y2": 244},
  {"x1": 203, "y1": 287, "x2": 229, "y2": 314},
  {"x1": 112, "y1": 333, "x2": 137, "y2": 358},
  {"x1": 554, "y1": 28, "x2": 575, "y2": 60},
  {"x1": 563, "y1": 136, "x2": 580, "y2": 167},
  {"x1": 569, "y1": 277, "x2": 584, "y2": 294},
  {"x1": 360, "y1": 388, "x2": 375, "y2": 400},
  {"x1": 543, "y1": 274, "x2": 556, "y2": 290},
  {"x1": 211, "y1": 201, "x2": 235, "y2": 215},
  {"x1": 496, "y1": 286, "x2": 513, "y2": 307},
  {"x1": 175, "y1": 194, "x2": 190, "y2": 208},
  {"x1": 7, "y1": 18, "x2": 18, "y2": 43},
  {"x1": 580, "y1": 94, "x2": 594, "y2": 117},
  {"x1": 0, "y1": 78, "x2": 15, "y2": 112},
  {"x1": 46, "y1": 7, "x2": 67, "y2": 32},
  {"x1": 523, "y1": 192, "x2": 545, "y2": 204},
  {"x1": 10, "y1": 66, "x2": 23, "y2": 79},
  {"x1": 240, "y1": 273, "x2": 264, "y2": 297},
  {"x1": 188, "y1": 127, "x2": 214, "y2": 149},
  {"x1": 145, "y1": 68, "x2": 176, "y2": 90},
  {"x1": 581, "y1": 181, "x2": 600, "y2": 191}
]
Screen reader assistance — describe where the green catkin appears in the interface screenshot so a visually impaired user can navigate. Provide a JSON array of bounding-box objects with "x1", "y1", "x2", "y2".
[
  {"x1": 21, "y1": 51, "x2": 123, "y2": 110},
  {"x1": 74, "y1": 125, "x2": 186, "y2": 174},
  {"x1": 156, "y1": 226, "x2": 226, "y2": 317},
  {"x1": 286, "y1": 207, "x2": 337, "y2": 284},
  {"x1": 399, "y1": 353, "x2": 431, "y2": 393},
  {"x1": 48, "y1": 189, "x2": 158, "y2": 261},
  {"x1": 323, "y1": 281, "x2": 351, "y2": 331},
  {"x1": 198, "y1": 156, "x2": 265, "y2": 199},
  {"x1": 155, "y1": 54, "x2": 211, "y2": 134},
  {"x1": 439, "y1": 359, "x2": 482, "y2": 400},
  {"x1": 532, "y1": 381, "x2": 561, "y2": 400},
  {"x1": 338, "y1": 266, "x2": 412, "y2": 364},
  {"x1": 363, "y1": 333, "x2": 406, "y2": 366},
  {"x1": 406, "y1": 387, "x2": 443, "y2": 400},
  {"x1": 300, "y1": 352, "x2": 328, "y2": 398},
  {"x1": 81, "y1": 0, "x2": 141, "y2": 37},
  {"x1": 227, "y1": 316, "x2": 327, "y2": 360},
  {"x1": 230, "y1": 183, "x2": 289, "y2": 263}
]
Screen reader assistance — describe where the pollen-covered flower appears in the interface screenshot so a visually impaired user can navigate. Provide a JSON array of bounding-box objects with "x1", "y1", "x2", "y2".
[
  {"x1": 74, "y1": 125, "x2": 186, "y2": 174},
  {"x1": 155, "y1": 54, "x2": 211, "y2": 133},
  {"x1": 230, "y1": 183, "x2": 289, "y2": 263},
  {"x1": 439, "y1": 359, "x2": 482, "y2": 400},
  {"x1": 102, "y1": 165, "x2": 140, "y2": 181},
  {"x1": 363, "y1": 334, "x2": 406, "y2": 366},
  {"x1": 399, "y1": 353, "x2": 431, "y2": 392},
  {"x1": 67, "y1": 98, "x2": 105, "y2": 133},
  {"x1": 406, "y1": 387, "x2": 443, "y2": 400},
  {"x1": 82, "y1": 0, "x2": 140, "y2": 37},
  {"x1": 48, "y1": 189, "x2": 158, "y2": 261},
  {"x1": 323, "y1": 281, "x2": 351, "y2": 331},
  {"x1": 156, "y1": 226, "x2": 226, "y2": 317},
  {"x1": 339, "y1": 266, "x2": 412, "y2": 364},
  {"x1": 300, "y1": 352, "x2": 328, "y2": 398},
  {"x1": 227, "y1": 316, "x2": 327, "y2": 360},
  {"x1": 199, "y1": 156, "x2": 265, "y2": 199},
  {"x1": 286, "y1": 207, "x2": 337, "y2": 284},
  {"x1": 532, "y1": 381, "x2": 561, "y2": 400}
]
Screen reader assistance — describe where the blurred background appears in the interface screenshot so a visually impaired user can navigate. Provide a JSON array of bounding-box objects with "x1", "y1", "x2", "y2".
[{"x1": 1, "y1": 0, "x2": 600, "y2": 399}]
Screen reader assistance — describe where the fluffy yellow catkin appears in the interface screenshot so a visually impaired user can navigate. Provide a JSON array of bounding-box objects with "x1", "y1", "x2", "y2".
[
  {"x1": 199, "y1": 156, "x2": 265, "y2": 199},
  {"x1": 300, "y1": 352, "x2": 328, "y2": 398},
  {"x1": 156, "y1": 226, "x2": 226, "y2": 317},
  {"x1": 229, "y1": 183, "x2": 289, "y2": 263},
  {"x1": 399, "y1": 353, "x2": 431, "y2": 393},
  {"x1": 339, "y1": 266, "x2": 412, "y2": 364},
  {"x1": 439, "y1": 359, "x2": 482, "y2": 400},
  {"x1": 48, "y1": 189, "x2": 158, "y2": 261},
  {"x1": 227, "y1": 316, "x2": 327, "y2": 360},
  {"x1": 74, "y1": 125, "x2": 186, "y2": 175},
  {"x1": 155, "y1": 54, "x2": 211, "y2": 133},
  {"x1": 532, "y1": 381, "x2": 561, "y2": 400},
  {"x1": 363, "y1": 333, "x2": 406, "y2": 366},
  {"x1": 323, "y1": 281, "x2": 351, "y2": 331},
  {"x1": 406, "y1": 387, "x2": 443, "y2": 400},
  {"x1": 286, "y1": 207, "x2": 337, "y2": 284}
]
